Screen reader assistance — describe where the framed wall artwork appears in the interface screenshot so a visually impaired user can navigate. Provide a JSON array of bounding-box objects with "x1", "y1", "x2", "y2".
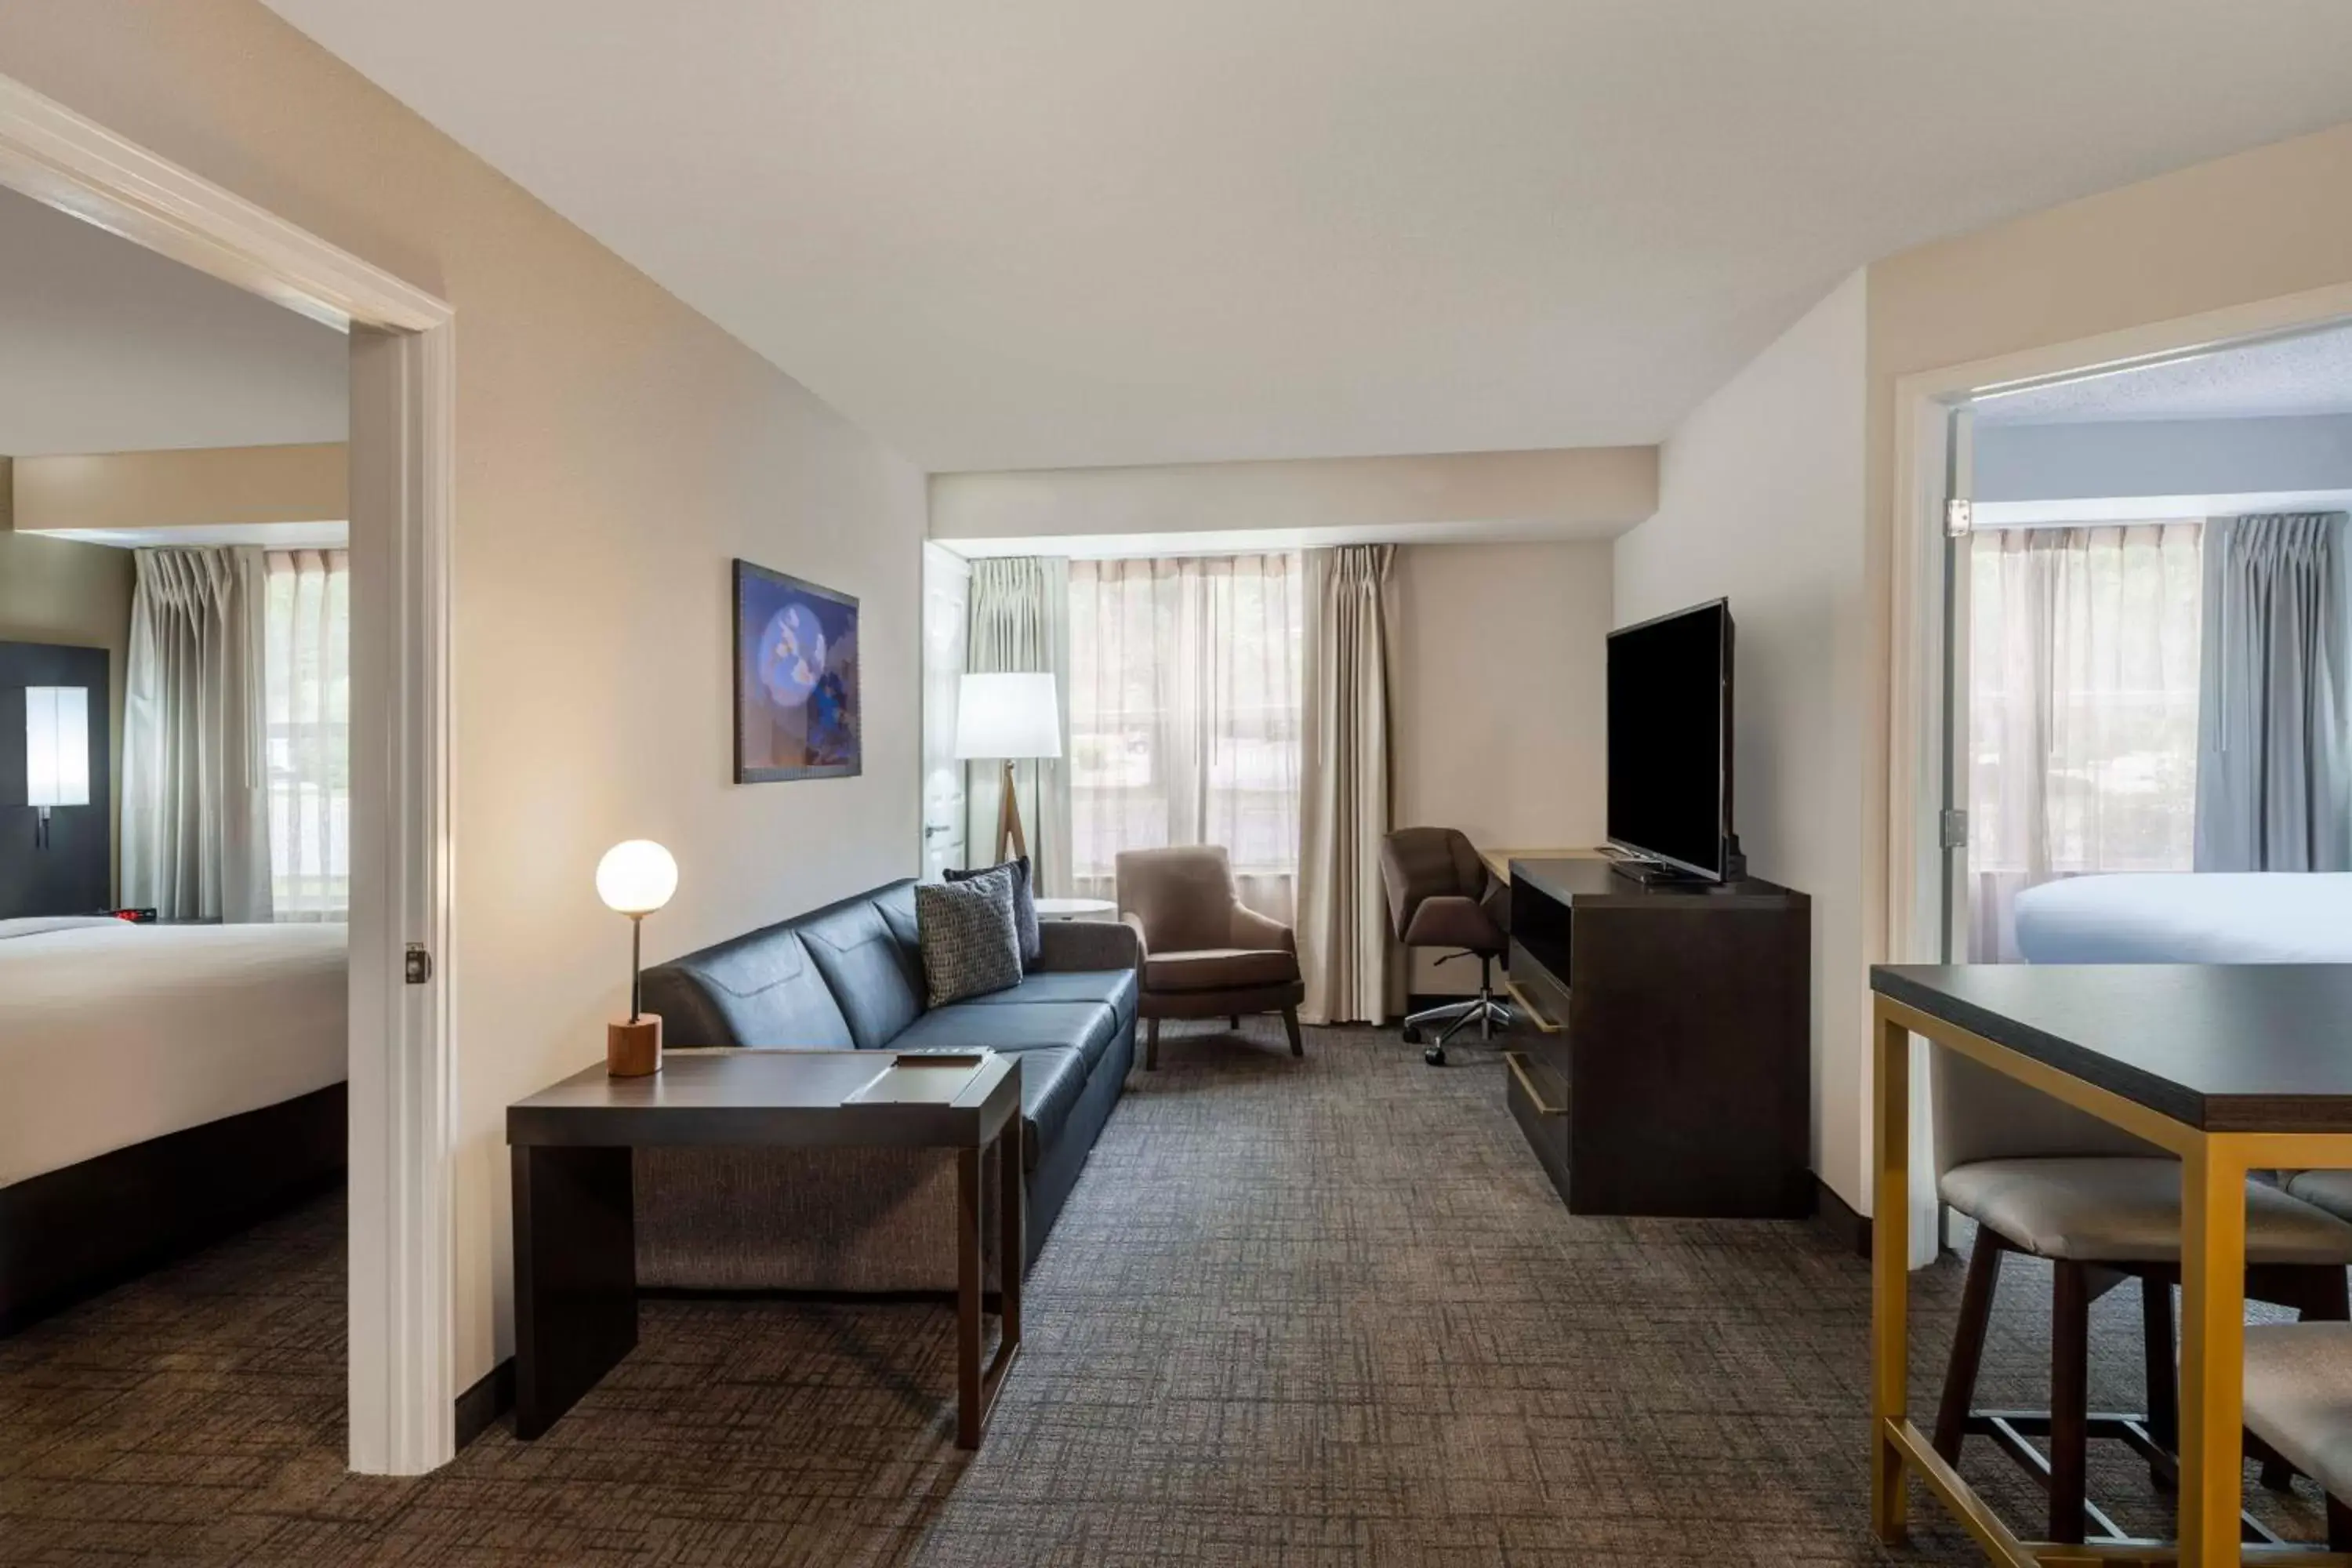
[{"x1": 733, "y1": 560, "x2": 861, "y2": 782}]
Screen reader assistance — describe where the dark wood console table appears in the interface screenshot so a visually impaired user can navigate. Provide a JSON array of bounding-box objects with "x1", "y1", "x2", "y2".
[
  {"x1": 506, "y1": 1048, "x2": 1025, "y2": 1447},
  {"x1": 1500, "y1": 856, "x2": 1810, "y2": 1218}
]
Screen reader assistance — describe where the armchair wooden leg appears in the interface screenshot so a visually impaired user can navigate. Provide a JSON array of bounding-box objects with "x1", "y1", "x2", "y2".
[
  {"x1": 1934, "y1": 1232, "x2": 2004, "y2": 1464},
  {"x1": 2050, "y1": 1261, "x2": 2092, "y2": 1545},
  {"x1": 1145, "y1": 1017, "x2": 1160, "y2": 1071},
  {"x1": 1229, "y1": 1014, "x2": 1241, "y2": 1030},
  {"x1": 2330, "y1": 1494, "x2": 2352, "y2": 1552},
  {"x1": 1281, "y1": 1007, "x2": 1302, "y2": 1058}
]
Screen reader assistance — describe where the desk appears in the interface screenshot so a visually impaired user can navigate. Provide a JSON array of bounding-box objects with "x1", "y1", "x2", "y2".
[
  {"x1": 1475, "y1": 845, "x2": 1601, "y2": 885},
  {"x1": 1869, "y1": 964, "x2": 2352, "y2": 1567},
  {"x1": 507, "y1": 1049, "x2": 1025, "y2": 1448}
]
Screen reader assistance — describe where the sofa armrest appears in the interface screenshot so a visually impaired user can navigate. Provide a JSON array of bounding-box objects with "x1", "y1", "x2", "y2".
[
  {"x1": 1035, "y1": 917, "x2": 1144, "y2": 973},
  {"x1": 1229, "y1": 904, "x2": 1297, "y2": 955}
]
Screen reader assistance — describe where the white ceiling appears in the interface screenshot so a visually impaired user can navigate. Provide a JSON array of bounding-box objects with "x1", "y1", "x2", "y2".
[
  {"x1": 0, "y1": 187, "x2": 347, "y2": 458},
  {"x1": 1977, "y1": 322, "x2": 2352, "y2": 425},
  {"x1": 260, "y1": 0, "x2": 2352, "y2": 473}
]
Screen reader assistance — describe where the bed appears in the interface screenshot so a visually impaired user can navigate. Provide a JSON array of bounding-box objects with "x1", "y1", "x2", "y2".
[
  {"x1": 0, "y1": 916, "x2": 347, "y2": 1332},
  {"x1": 2012, "y1": 873, "x2": 2352, "y2": 964}
]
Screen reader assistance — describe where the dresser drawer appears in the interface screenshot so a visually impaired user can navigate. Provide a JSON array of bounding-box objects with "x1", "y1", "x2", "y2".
[{"x1": 1504, "y1": 1047, "x2": 1571, "y2": 1204}]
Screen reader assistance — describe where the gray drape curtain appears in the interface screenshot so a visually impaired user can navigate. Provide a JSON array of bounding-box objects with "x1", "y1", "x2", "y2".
[
  {"x1": 2194, "y1": 512, "x2": 2352, "y2": 872},
  {"x1": 964, "y1": 556, "x2": 1072, "y2": 893},
  {"x1": 1296, "y1": 544, "x2": 1395, "y2": 1025},
  {"x1": 122, "y1": 546, "x2": 272, "y2": 922}
]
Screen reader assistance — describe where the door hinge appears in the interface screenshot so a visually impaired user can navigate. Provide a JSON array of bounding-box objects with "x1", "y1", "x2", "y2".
[
  {"x1": 405, "y1": 943, "x2": 434, "y2": 985},
  {"x1": 1945, "y1": 498, "x2": 1973, "y2": 538},
  {"x1": 1940, "y1": 808, "x2": 1969, "y2": 851}
]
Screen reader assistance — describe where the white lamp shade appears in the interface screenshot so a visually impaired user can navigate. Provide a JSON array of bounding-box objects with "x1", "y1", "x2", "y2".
[
  {"x1": 595, "y1": 840, "x2": 678, "y2": 915},
  {"x1": 25, "y1": 687, "x2": 90, "y2": 809},
  {"x1": 953, "y1": 672, "x2": 1062, "y2": 760}
]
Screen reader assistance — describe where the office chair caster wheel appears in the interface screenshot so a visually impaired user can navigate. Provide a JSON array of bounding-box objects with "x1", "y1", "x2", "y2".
[
  {"x1": 1401, "y1": 1025, "x2": 1423, "y2": 1045},
  {"x1": 1424, "y1": 1044, "x2": 1446, "y2": 1066}
]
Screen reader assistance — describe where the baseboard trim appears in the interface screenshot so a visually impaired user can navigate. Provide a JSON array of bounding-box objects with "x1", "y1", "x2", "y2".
[
  {"x1": 1815, "y1": 1176, "x2": 1871, "y2": 1261},
  {"x1": 454, "y1": 1356, "x2": 514, "y2": 1450}
]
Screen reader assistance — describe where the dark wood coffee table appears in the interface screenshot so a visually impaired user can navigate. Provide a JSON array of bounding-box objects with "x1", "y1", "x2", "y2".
[{"x1": 506, "y1": 1048, "x2": 1025, "y2": 1447}]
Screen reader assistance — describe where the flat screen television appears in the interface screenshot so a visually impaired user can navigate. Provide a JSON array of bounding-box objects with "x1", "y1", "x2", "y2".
[{"x1": 1606, "y1": 598, "x2": 1735, "y2": 882}]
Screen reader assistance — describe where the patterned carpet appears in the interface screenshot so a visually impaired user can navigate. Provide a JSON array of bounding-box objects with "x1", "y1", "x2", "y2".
[{"x1": 1, "y1": 1021, "x2": 2332, "y2": 1565}]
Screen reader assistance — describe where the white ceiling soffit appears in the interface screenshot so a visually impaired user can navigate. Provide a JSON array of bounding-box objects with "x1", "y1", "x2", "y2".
[
  {"x1": 0, "y1": 187, "x2": 347, "y2": 458},
  {"x1": 261, "y1": 0, "x2": 2352, "y2": 473},
  {"x1": 942, "y1": 516, "x2": 1602, "y2": 560},
  {"x1": 1973, "y1": 491, "x2": 2352, "y2": 528},
  {"x1": 20, "y1": 521, "x2": 353, "y2": 550},
  {"x1": 1978, "y1": 321, "x2": 2352, "y2": 426}
]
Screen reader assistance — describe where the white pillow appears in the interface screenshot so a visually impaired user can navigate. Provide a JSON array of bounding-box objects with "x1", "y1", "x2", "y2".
[{"x1": 0, "y1": 915, "x2": 133, "y2": 940}]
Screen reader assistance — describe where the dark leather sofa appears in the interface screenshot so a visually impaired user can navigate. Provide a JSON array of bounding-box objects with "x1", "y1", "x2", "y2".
[{"x1": 637, "y1": 877, "x2": 1138, "y2": 1281}]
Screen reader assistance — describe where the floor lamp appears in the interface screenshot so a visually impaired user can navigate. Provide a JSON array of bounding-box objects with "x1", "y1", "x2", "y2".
[{"x1": 954, "y1": 671, "x2": 1062, "y2": 866}]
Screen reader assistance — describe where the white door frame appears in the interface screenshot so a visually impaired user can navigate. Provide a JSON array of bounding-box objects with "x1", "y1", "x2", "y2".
[
  {"x1": 1885, "y1": 281, "x2": 2352, "y2": 1271},
  {"x1": 0, "y1": 74, "x2": 458, "y2": 1474}
]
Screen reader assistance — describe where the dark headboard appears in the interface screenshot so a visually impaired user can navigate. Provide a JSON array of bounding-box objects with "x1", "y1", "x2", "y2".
[{"x1": 0, "y1": 641, "x2": 111, "y2": 919}]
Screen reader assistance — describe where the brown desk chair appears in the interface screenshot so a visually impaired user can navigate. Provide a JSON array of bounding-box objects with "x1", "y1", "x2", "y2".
[
  {"x1": 1115, "y1": 845, "x2": 1304, "y2": 1070},
  {"x1": 1378, "y1": 826, "x2": 1511, "y2": 1066}
]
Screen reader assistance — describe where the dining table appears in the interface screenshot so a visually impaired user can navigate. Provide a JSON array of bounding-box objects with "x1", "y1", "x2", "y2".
[{"x1": 1870, "y1": 962, "x2": 2352, "y2": 1567}]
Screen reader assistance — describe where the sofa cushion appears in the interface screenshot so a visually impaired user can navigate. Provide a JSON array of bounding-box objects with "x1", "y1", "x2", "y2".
[
  {"x1": 951, "y1": 967, "x2": 1138, "y2": 1031},
  {"x1": 797, "y1": 885, "x2": 927, "y2": 1049},
  {"x1": 638, "y1": 926, "x2": 854, "y2": 1049},
  {"x1": 891, "y1": 996, "x2": 1123, "y2": 1076},
  {"x1": 913, "y1": 877, "x2": 1023, "y2": 1007},
  {"x1": 1144, "y1": 946, "x2": 1301, "y2": 993},
  {"x1": 1014, "y1": 1047, "x2": 1089, "y2": 1172}
]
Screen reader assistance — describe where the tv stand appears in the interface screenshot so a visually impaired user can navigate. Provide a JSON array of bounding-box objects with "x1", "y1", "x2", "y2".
[{"x1": 1500, "y1": 857, "x2": 1810, "y2": 1218}]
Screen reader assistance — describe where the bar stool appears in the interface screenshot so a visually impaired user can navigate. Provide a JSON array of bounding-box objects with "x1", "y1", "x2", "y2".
[
  {"x1": 2244, "y1": 1321, "x2": 2352, "y2": 1549},
  {"x1": 1932, "y1": 1049, "x2": 2352, "y2": 1544}
]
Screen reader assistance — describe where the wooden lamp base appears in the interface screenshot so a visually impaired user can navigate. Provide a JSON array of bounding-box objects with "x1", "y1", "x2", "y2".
[{"x1": 607, "y1": 1014, "x2": 662, "y2": 1077}]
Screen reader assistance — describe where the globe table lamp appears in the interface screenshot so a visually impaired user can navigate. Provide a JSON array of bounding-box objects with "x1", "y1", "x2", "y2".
[{"x1": 596, "y1": 839, "x2": 677, "y2": 1077}]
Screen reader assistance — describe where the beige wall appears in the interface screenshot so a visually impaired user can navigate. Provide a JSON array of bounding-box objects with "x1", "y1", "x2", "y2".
[
  {"x1": 1850, "y1": 121, "x2": 2352, "y2": 1214},
  {"x1": 931, "y1": 445, "x2": 1657, "y2": 547},
  {"x1": 1391, "y1": 539, "x2": 1613, "y2": 994},
  {"x1": 1613, "y1": 270, "x2": 1870, "y2": 1209},
  {"x1": 0, "y1": 475, "x2": 134, "y2": 895},
  {"x1": 0, "y1": 2, "x2": 927, "y2": 1388},
  {"x1": 15, "y1": 442, "x2": 346, "y2": 533}
]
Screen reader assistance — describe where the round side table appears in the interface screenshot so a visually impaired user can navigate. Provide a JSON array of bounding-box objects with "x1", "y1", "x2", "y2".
[{"x1": 1033, "y1": 896, "x2": 1117, "y2": 922}]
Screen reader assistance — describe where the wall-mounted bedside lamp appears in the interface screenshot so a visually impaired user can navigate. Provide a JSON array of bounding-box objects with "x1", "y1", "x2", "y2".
[{"x1": 25, "y1": 686, "x2": 90, "y2": 850}]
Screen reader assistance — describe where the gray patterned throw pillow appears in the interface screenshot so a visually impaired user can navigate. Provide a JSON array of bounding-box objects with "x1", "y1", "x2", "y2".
[
  {"x1": 945, "y1": 855, "x2": 1041, "y2": 971},
  {"x1": 915, "y1": 876, "x2": 1023, "y2": 1007}
]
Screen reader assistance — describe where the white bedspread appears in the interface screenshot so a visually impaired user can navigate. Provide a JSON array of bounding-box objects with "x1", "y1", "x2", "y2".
[
  {"x1": 2013, "y1": 873, "x2": 2352, "y2": 964},
  {"x1": 0, "y1": 921, "x2": 346, "y2": 1187}
]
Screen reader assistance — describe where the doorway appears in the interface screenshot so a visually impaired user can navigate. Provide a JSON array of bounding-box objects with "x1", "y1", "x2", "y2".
[{"x1": 0, "y1": 73, "x2": 456, "y2": 1474}]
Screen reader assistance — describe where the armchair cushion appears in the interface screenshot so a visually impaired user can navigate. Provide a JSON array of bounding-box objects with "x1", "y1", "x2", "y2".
[{"x1": 1144, "y1": 946, "x2": 1301, "y2": 994}]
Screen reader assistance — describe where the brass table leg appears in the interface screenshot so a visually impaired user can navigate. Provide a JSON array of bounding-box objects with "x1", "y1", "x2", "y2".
[
  {"x1": 2178, "y1": 1138, "x2": 2249, "y2": 1568},
  {"x1": 1871, "y1": 1011, "x2": 1912, "y2": 1544}
]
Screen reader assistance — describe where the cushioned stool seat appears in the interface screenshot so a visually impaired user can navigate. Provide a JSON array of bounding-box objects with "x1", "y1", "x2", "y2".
[
  {"x1": 1943, "y1": 1156, "x2": 2352, "y2": 1265},
  {"x1": 2246, "y1": 1319, "x2": 2352, "y2": 1551}
]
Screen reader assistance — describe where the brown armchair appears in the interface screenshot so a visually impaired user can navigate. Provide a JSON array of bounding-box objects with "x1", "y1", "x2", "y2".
[
  {"x1": 1115, "y1": 845, "x2": 1305, "y2": 1069},
  {"x1": 1379, "y1": 826, "x2": 1512, "y2": 1065}
]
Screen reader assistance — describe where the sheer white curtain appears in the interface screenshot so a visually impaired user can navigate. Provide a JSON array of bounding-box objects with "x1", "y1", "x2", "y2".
[
  {"x1": 1966, "y1": 523, "x2": 2202, "y2": 959},
  {"x1": 263, "y1": 549, "x2": 350, "y2": 921},
  {"x1": 1068, "y1": 554, "x2": 1304, "y2": 923}
]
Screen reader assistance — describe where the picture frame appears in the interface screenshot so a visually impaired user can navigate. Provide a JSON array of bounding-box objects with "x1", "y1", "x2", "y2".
[{"x1": 732, "y1": 559, "x2": 862, "y2": 782}]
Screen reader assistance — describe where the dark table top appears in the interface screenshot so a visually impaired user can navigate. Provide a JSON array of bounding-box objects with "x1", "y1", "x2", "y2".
[
  {"x1": 506, "y1": 1048, "x2": 1022, "y2": 1150},
  {"x1": 1872, "y1": 964, "x2": 2352, "y2": 1134},
  {"x1": 1511, "y1": 856, "x2": 1806, "y2": 909}
]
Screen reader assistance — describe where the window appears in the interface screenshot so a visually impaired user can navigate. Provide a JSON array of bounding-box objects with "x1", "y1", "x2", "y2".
[
  {"x1": 1067, "y1": 554, "x2": 1304, "y2": 920},
  {"x1": 263, "y1": 548, "x2": 350, "y2": 921},
  {"x1": 1966, "y1": 522, "x2": 2201, "y2": 958}
]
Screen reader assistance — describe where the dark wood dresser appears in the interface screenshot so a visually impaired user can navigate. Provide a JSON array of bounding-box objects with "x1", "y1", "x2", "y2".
[{"x1": 1500, "y1": 857, "x2": 1811, "y2": 1218}]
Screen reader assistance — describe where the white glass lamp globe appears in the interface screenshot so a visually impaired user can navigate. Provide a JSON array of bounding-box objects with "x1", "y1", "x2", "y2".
[{"x1": 595, "y1": 840, "x2": 678, "y2": 916}]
